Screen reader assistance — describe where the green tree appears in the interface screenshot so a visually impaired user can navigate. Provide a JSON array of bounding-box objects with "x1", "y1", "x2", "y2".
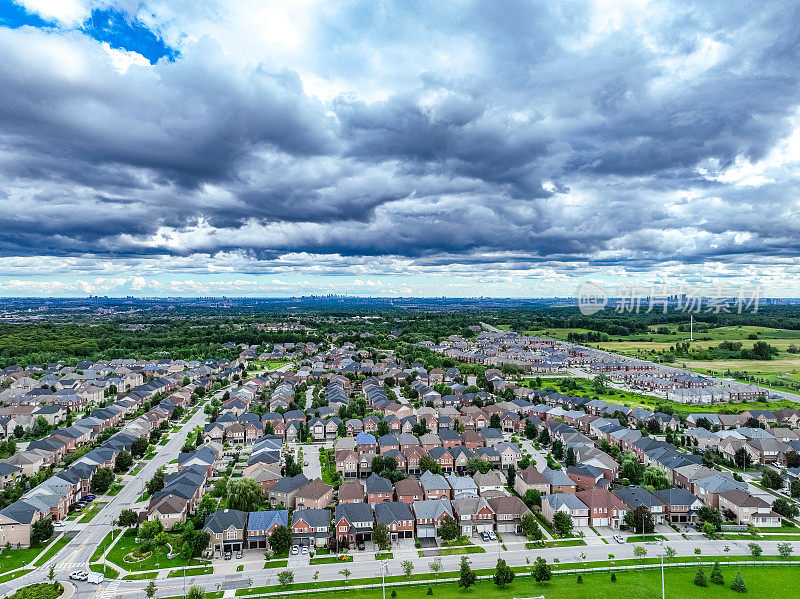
[
  {"x1": 145, "y1": 581, "x2": 157, "y2": 599},
  {"x1": 532, "y1": 556, "x2": 551, "y2": 583},
  {"x1": 747, "y1": 542, "x2": 762, "y2": 557},
  {"x1": 269, "y1": 525, "x2": 292, "y2": 555},
  {"x1": 553, "y1": 512, "x2": 573, "y2": 537},
  {"x1": 401, "y1": 560, "x2": 414, "y2": 579},
  {"x1": 697, "y1": 506, "x2": 722, "y2": 531},
  {"x1": 694, "y1": 566, "x2": 707, "y2": 587},
  {"x1": 458, "y1": 555, "x2": 476, "y2": 589},
  {"x1": 522, "y1": 489, "x2": 542, "y2": 508},
  {"x1": 115, "y1": 450, "x2": 133, "y2": 472},
  {"x1": 710, "y1": 562, "x2": 724, "y2": 585},
  {"x1": 438, "y1": 515, "x2": 459, "y2": 541},
  {"x1": 339, "y1": 568, "x2": 351, "y2": 583},
  {"x1": 506, "y1": 464, "x2": 516, "y2": 488},
  {"x1": 490, "y1": 414, "x2": 501, "y2": 429},
  {"x1": 551, "y1": 440, "x2": 564, "y2": 461},
  {"x1": 521, "y1": 513, "x2": 541, "y2": 540},
  {"x1": 139, "y1": 519, "x2": 163, "y2": 539},
  {"x1": 730, "y1": 570, "x2": 746, "y2": 593},
  {"x1": 146, "y1": 469, "x2": 165, "y2": 495},
  {"x1": 778, "y1": 542, "x2": 793, "y2": 557},
  {"x1": 31, "y1": 518, "x2": 53, "y2": 545},
  {"x1": 633, "y1": 545, "x2": 647, "y2": 557},
  {"x1": 373, "y1": 523, "x2": 390, "y2": 550},
  {"x1": 642, "y1": 466, "x2": 670, "y2": 490},
  {"x1": 226, "y1": 478, "x2": 263, "y2": 512},
  {"x1": 624, "y1": 505, "x2": 654, "y2": 534},
  {"x1": 118, "y1": 509, "x2": 139, "y2": 528},
  {"x1": 91, "y1": 467, "x2": 115, "y2": 494},
  {"x1": 277, "y1": 571, "x2": 294, "y2": 586},
  {"x1": 772, "y1": 497, "x2": 800, "y2": 518},
  {"x1": 565, "y1": 447, "x2": 576, "y2": 467},
  {"x1": 537, "y1": 427, "x2": 550, "y2": 446},
  {"x1": 790, "y1": 479, "x2": 800, "y2": 498},
  {"x1": 131, "y1": 437, "x2": 148, "y2": 458},
  {"x1": 419, "y1": 455, "x2": 442, "y2": 475},
  {"x1": 493, "y1": 558, "x2": 515, "y2": 587}
]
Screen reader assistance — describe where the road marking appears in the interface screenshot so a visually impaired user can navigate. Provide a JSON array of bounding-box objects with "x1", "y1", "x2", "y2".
[{"x1": 98, "y1": 580, "x2": 121, "y2": 599}]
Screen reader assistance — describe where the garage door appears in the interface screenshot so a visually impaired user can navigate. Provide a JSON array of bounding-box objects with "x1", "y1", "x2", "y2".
[
  {"x1": 496, "y1": 523, "x2": 516, "y2": 533},
  {"x1": 474, "y1": 523, "x2": 493, "y2": 533},
  {"x1": 417, "y1": 526, "x2": 435, "y2": 538}
]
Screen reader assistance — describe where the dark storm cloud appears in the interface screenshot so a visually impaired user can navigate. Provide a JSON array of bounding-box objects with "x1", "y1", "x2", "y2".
[{"x1": 1, "y1": 0, "x2": 800, "y2": 277}]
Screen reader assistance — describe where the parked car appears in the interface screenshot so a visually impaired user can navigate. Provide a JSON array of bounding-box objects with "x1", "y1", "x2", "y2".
[
  {"x1": 357, "y1": 542, "x2": 365, "y2": 551},
  {"x1": 488, "y1": 532, "x2": 497, "y2": 541},
  {"x1": 69, "y1": 571, "x2": 89, "y2": 581},
  {"x1": 54, "y1": 520, "x2": 66, "y2": 528},
  {"x1": 224, "y1": 551, "x2": 232, "y2": 560},
  {"x1": 291, "y1": 545, "x2": 300, "y2": 555},
  {"x1": 613, "y1": 534, "x2": 625, "y2": 544},
  {"x1": 304, "y1": 460, "x2": 309, "y2": 466},
  {"x1": 301, "y1": 546, "x2": 308, "y2": 555},
  {"x1": 236, "y1": 550, "x2": 243, "y2": 559},
  {"x1": 480, "y1": 532, "x2": 490, "y2": 542}
]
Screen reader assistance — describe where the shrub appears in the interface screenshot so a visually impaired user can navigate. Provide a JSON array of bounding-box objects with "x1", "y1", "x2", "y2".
[
  {"x1": 694, "y1": 567, "x2": 707, "y2": 587},
  {"x1": 426, "y1": 587, "x2": 433, "y2": 595},
  {"x1": 747, "y1": 542, "x2": 762, "y2": 557},
  {"x1": 730, "y1": 571, "x2": 747, "y2": 593},
  {"x1": 694, "y1": 548, "x2": 701, "y2": 555},
  {"x1": 577, "y1": 574, "x2": 583, "y2": 584},
  {"x1": 610, "y1": 573, "x2": 616, "y2": 582},
  {"x1": 710, "y1": 562, "x2": 724, "y2": 585}
]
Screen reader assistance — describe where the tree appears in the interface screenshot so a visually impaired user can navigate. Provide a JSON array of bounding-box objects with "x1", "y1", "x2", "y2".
[
  {"x1": 786, "y1": 450, "x2": 800, "y2": 469},
  {"x1": 521, "y1": 513, "x2": 541, "y2": 540},
  {"x1": 150, "y1": 429, "x2": 162, "y2": 443},
  {"x1": 702, "y1": 522, "x2": 718, "y2": 537},
  {"x1": 438, "y1": 515, "x2": 459, "y2": 541},
  {"x1": 115, "y1": 450, "x2": 133, "y2": 472},
  {"x1": 790, "y1": 479, "x2": 800, "y2": 498},
  {"x1": 401, "y1": 560, "x2": 414, "y2": 579},
  {"x1": 269, "y1": 525, "x2": 292, "y2": 556},
  {"x1": 761, "y1": 468, "x2": 783, "y2": 489},
  {"x1": 32, "y1": 415, "x2": 50, "y2": 438},
  {"x1": 697, "y1": 506, "x2": 722, "y2": 531},
  {"x1": 490, "y1": 414, "x2": 501, "y2": 429},
  {"x1": 734, "y1": 447, "x2": 752, "y2": 470},
  {"x1": 145, "y1": 581, "x2": 157, "y2": 599},
  {"x1": 373, "y1": 523, "x2": 390, "y2": 550},
  {"x1": 139, "y1": 519, "x2": 163, "y2": 539},
  {"x1": 553, "y1": 512, "x2": 573, "y2": 537},
  {"x1": 642, "y1": 466, "x2": 670, "y2": 490},
  {"x1": 146, "y1": 469, "x2": 165, "y2": 495},
  {"x1": 551, "y1": 440, "x2": 564, "y2": 461},
  {"x1": 31, "y1": 517, "x2": 53, "y2": 546},
  {"x1": 537, "y1": 427, "x2": 550, "y2": 446},
  {"x1": 48, "y1": 565, "x2": 55, "y2": 583},
  {"x1": 458, "y1": 555, "x2": 476, "y2": 589},
  {"x1": 710, "y1": 562, "x2": 724, "y2": 585},
  {"x1": 339, "y1": 568, "x2": 352, "y2": 583},
  {"x1": 565, "y1": 446, "x2": 576, "y2": 467},
  {"x1": 118, "y1": 509, "x2": 139, "y2": 528},
  {"x1": 91, "y1": 467, "x2": 115, "y2": 494},
  {"x1": 772, "y1": 497, "x2": 800, "y2": 518},
  {"x1": 694, "y1": 566, "x2": 707, "y2": 587},
  {"x1": 285, "y1": 454, "x2": 303, "y2": 477},
  {"x1": 633, "y1": 545, "x2": 647, "y2": 557},
  {"x1": 778, "y1": 542, "x2": 793, "y2": 557},
  {"x1": 187, "y1": 587, "x2": 205, "y2": 599},
  {"x1": 624, "y1": 505, "x2": 654, "y2": 534},
  {"x1": 522, "y1": 489, "x2": 542, "y2": 509},
  {"x1": 525, "y1": 420, "x2": 536, "y2": 440},
  {"x1": 532, "y1": 556, "x2": 551, "y2": 583},
  {"x1": 665, "y1": 546, "x2": 676, "y2": 559},
  {"x1": 493, "y1": 558, "x2": 515, "y2": 587},
  {"x1": 131, "y1": 437, "x2": 149, "y2": 458},
  {"x1": 227, "y1": 478, "x2": 263, "y2": 512},
  {"x1": 419, "y1": 455, "x2": 442, "y2": 475},
  {"x1": 466, "y1": 457, "x2": 490, "y2": 475},
  {"x1": 747, "y1": 542, "x2": 762, "y2": 557},
  {"x1": 277, "y1": 571, "x2": 294, "y2": 586},
  {"x1": 506, "y1": 464, "x2": 515, "y2": 488},
  {"x1": 730, "y1": 570, "x2": 747, "y2": 593}
]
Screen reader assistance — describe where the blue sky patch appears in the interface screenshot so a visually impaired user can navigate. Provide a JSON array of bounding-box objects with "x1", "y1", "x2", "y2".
[
  {"x1": 0, "y1": 1, "x2": 53, "y2": 28},
  {"x1": 82, "y1": 8, "x2": 176, "y2": 64}
]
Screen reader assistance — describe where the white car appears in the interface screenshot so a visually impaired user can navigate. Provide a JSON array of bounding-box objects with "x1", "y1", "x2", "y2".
[
  {"x1": 69, "y1": 571, "x2": 89, "y2": 581},
  {"x1": 301, "y1": 546, "x2": 308, "y2": 555},
  {"x1": 291, "y1": 545, "x2": 300, "y2": 555},
  {"x1": 613, "y1": 534, "x2": 625, "y2": 544}
]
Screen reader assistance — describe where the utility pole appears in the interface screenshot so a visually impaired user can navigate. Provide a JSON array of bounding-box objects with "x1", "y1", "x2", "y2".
[{"x1": 381, "y1": 560, "x2": 388, "y2": 599}]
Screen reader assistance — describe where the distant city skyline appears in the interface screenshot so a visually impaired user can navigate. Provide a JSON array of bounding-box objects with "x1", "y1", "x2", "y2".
[{"x1": 1, "y1": 1, "x2": 799, "y2": 297}]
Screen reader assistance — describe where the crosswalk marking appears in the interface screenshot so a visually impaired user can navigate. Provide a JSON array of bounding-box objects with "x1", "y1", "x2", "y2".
[
  {"x1": 98, "y1": 580, "x2": 120, "y2": 599},
  {"x1": 53, "y1": 561, "x2": 89, "y2": 572}
]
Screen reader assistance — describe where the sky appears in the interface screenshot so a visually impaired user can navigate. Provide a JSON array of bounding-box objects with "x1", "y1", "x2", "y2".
[{"x1": 1, "y1": 0, "x2": 800, "y2": 298}]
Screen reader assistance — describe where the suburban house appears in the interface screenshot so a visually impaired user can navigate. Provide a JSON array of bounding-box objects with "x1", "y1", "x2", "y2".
[
  {"x1": 365, "y1": 473, "x2": 394, "y2": 506},
  {"x1": 204, "y1": 509, "x2": 248, "y2": 555},
  {"x1": 375, "y1": 501, "x2": 415, "y2": 540},
  {"x1": 451, "y1": 496, "x2": 494, "y2": 536},
  {"x1": 718, "y1": 490, "x2": 781, "y2": 527},
  {"x1": 337, "y1": 480, "x2": 365, "y2": 504},
  {"x1": 291, "y1": 508, "x2": 331, "y2": 548},
  {"x1": 574, "y1": 488, "x2": 628, "y2": 528},
  {"x1": 542, "y1": 493, "x2": 589, "y2": 527},
  {"x1": 246, "y1": 510, "x2": 288, "y2": 549},
  {"x1": 294, "y1": 478, "x2": 334, "y2": 510},
  {"x1": 334, "y1": 502, "x2": 374, "y2": 549},
  {"x1": 653, "y1": 488, "x2": 703, "y2": 524},
  {"x1": 487, "y1": 496, "x2": 531, "y2": 533}
]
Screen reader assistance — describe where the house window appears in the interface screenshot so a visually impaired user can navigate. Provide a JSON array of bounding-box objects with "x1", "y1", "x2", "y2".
[{"x1": 227, "y1": 529, "x2": 237, "y2": 540}]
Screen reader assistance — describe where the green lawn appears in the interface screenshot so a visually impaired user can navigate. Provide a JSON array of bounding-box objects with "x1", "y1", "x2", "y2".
[
  {"x1": 375, "y1": 553, "x2": 393, "y2": 560},
  {"x1": 90, "y1": 530, "x2": 118, "y2": 562},
  {"x1": 78, "y1": 503, "x2": 107, "y2": 523},
  {"x1": 123, "y1": 571, "x2": 158, "y2": 580},
  {"x1": 0, "y1": 543, "x2": 50, "y2": 573},
  {"x1": 263, "y1": 559, "x2": 288, "y2": 569},
  {"x1": 89, "y1": 563, "x2": 119, "y2": 579},
  {"x1": 184, "y1": 565, "x2": 800, "y2": 599},
  {"x1": 626, "y1": 535, "x2": 667, "y2": 543},
  {"x1": 310, "y1": 555, "x2": 352, "y2": 565},
  {"x1": 0, "y1": 569, "x2": 33, "y2": 583},
  {"x1": 438, "y1": 545, "x2": 485, "y2": 556},
  {"x1": 34, "y1": 536, "x2": 70, "y2": 565},
  {"x1": 106, "y1": 530, "x2": 206, "y2": 572},
  {"x1": 167, "y1": 566, "x2": 213, "y2": 577}
]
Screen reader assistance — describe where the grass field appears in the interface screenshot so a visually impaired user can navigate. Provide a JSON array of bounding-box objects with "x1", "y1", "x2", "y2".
[
  {"x1": 106, "y1": 530, "x2": 205, "y2": 572},
  {"x1": 0, "y1": 569, "x2": 33, "y2": 583},
  {"x1": 231, "y1": 564, "x2": 798, "y2": 599},
  {"x1": 167, "y1": 566, "x2": 213, "y2": 577},
  {"x1": 34, "y1": 536, "x2": 70, "y2": 566},
  {"x1": 0, "y1": 541, "x2": 52, "y2": 573},
  {"x1": 89, "y1": 563, "x2": 120, "y2": 579}
]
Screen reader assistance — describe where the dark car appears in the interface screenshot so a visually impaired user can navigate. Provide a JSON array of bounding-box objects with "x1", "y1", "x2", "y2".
[{"x1": 224, "y1": 551, "x2": 232, "y2": 560}]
